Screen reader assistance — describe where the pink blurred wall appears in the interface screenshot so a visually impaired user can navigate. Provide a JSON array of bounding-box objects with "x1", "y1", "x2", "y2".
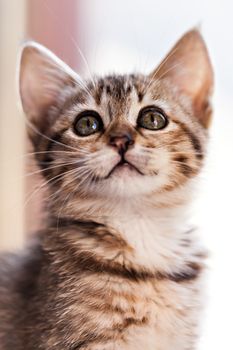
[
  {"x1": 27, "y1": 0, "x2": 82, "y2": 71},
  {"x1": 25, "y1": 0, "x2": 82, "y2": 233}
]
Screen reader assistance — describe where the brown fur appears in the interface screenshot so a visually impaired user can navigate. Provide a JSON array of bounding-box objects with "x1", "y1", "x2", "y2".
[{"x1": 0, "y1": 29, "x2": 213, "y2": 349}]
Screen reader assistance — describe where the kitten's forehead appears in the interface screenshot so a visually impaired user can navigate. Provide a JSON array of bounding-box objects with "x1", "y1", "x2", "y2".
[
  {"x1": 65, "y1": 73, "x2": 190, "y2": 130},
  {"x1": 83, "y1": 74, "x2": 167, "y2": 124},
  {"x1": 93, "y1": 74, "x2": 147, "y2": 105}
]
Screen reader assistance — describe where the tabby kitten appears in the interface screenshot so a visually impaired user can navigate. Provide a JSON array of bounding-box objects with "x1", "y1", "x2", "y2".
[{"x1": 0, "y1": 29, "x2": 213, "y2": 350}]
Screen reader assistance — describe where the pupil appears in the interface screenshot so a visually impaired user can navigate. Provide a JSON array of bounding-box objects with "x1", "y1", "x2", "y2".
[{"x1": 87, "y1": 118, "x2": 91, "y2": 128}]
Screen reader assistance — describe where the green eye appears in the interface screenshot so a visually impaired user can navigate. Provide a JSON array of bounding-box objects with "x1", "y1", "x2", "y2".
[
  {"x1": 74, "y1": 111, "x2": 103, "y2": 136},
  {"x1": 137, "y1": 107, "x2": 168, "y2": 130}
]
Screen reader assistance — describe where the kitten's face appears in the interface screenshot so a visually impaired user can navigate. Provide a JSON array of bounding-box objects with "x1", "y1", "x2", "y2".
[
  {"x1": 38, "y1": 75, "x2": 206, "y2": 200},
  {"x1": 19, "y1": 30, "x2": 213, "y2": 207}
]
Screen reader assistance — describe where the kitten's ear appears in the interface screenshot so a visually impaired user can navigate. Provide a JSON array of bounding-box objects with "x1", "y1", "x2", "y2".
[
  {"x1": 150, "y1": 29, "x2": 214, "y2": 128},
  {"x1": 19, "y1": 42, "x2": 79, "y2": 125}
]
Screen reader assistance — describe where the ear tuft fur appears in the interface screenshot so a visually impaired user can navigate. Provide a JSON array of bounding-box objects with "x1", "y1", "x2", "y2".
[
  {"x1": 18, "y1": 41, "x2": 81, "y2": 135},
  {"x1": 150, "y1": 29, "x2": 214, "y2": 128}
]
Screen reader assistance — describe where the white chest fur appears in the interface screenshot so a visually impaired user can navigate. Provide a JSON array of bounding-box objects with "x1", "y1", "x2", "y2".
[{"x1": 106, "y1": 205, "x2": 193, "y2": 273}]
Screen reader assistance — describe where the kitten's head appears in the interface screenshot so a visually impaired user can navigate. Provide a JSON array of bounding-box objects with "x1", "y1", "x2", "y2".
[{"x1": 19, "y1": 29, "x2": 213, "y2": 212}]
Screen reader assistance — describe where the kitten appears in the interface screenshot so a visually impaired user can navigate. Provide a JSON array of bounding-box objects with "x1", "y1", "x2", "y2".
[{"x1": 0, "y1": 29, "x2": 213, "y2": 350}]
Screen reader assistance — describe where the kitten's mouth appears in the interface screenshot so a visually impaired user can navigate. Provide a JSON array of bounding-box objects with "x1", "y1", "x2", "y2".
[{"x1": 105, "y1": 159, "x2": 144, "y2": 179}]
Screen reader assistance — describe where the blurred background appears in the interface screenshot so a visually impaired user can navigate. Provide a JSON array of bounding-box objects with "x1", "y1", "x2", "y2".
[{"x1": 0, "y1": 0, "x2": 232, "y2": 348}]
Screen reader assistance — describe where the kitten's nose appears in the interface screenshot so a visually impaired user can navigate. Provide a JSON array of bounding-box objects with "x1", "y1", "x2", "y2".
[{"x1": 109, "y1": 133, "x2": 134, "y2": 154}]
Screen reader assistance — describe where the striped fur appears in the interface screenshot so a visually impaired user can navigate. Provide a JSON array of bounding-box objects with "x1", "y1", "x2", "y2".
[{"x1": 0, "y1": 29, "x2": 213, "y2": 349}]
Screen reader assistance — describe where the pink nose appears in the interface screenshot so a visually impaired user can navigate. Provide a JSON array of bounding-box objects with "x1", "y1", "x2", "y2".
[{"x1": 109, "y1": 134, "x2": 134, "y2": 154}]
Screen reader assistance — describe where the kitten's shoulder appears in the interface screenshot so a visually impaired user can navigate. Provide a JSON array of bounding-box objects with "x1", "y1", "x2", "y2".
[
  {"x1": 0, "y1": 238, "x2": 43, "y2": 348},
  {"x1": 0, "y1": 238, "x2": 43, "y2": 305}
]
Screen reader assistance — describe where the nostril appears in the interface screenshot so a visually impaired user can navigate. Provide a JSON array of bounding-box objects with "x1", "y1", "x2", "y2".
[{"x1": 109, "y1": 135, "x2": 134, "y2": 151}]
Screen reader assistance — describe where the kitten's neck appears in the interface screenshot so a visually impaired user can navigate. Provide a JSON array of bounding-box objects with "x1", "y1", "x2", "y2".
[
  {"x1": 50, "y1": 183, "x2": 199, "y2": 274},
  {"x1": 103, "y1": 202, "x2": 194, "y2": 272}
]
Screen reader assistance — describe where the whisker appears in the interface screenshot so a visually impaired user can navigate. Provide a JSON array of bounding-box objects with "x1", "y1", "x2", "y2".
[
  {"x1": 144, "y1": 55, "x2": 192, "y2": 95},
  {"x1": 168, "y1": 151, "x2": 204, "y2": 157},
  {"x1": 140, "y1": 146, "x2": 204, "y2": 158},
  {"x1": 156, "y1": 59, "x2": 188, "y2": 82},
  {"x1": 24, "y1": 118, "x2": 80, "y2": 152},
  {"x1": 143, "y1": 46, "x2": 180, "y2": 94},
  {"x1": 1, "y1": 149, "x2": 91, "y2": 168},
  {"x1": 42, "y1": 166, "x2": 90, "y2": 205},
  {"x1": 24, "y1": 147, "x2": 91, "y2": 157},
  {"x1": 170, "y1": 160, "x2": 199, "y2": 167},
  {"x1": 23, "y1": 167, "x2": 81, "y2": 209},
  {"x1": 70, "y1": 37, "x2": 97, "y2": 90},
  {"x1": 55, "y1": 169, "x2": 94, "y2": 232},
  {"x1": 25, "y1": 160, "x2": 90, "y2": 178},
  {"x1": 43, "y1": 0, "x2": 95, "y2": 94},
  {"x1": 29, "y1": 168, "x2": 85, "y2": 210},
  {"x1": 151, "y1": 46, "x2": 179, "y2": 80}
]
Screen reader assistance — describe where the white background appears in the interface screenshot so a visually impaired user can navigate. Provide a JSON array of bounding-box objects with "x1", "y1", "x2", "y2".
[{"x1": 81, "y1": 1, "x2": 233, "y2": 348}]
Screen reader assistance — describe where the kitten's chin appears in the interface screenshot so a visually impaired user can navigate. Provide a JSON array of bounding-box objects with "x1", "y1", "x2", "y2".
[{"x1": 92, "y1": 170, "x2": 167, "y2": 199}]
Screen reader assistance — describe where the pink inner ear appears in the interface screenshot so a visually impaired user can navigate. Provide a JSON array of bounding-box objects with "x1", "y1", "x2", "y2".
[
  {"x1": 150, "y1": 29, "x2": 214, "y2": 127},
  {"x1": 19, "y1": 43, "x2": 78, "y2": 120}
]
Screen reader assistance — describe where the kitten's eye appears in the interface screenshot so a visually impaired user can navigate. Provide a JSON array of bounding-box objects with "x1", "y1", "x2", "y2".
[
  {"x1": 137, "y1": 107, "x2": 168, "y2": 130},
  {"x1": 74, "y1": 111, "x2": 103, "y2": 136}
]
